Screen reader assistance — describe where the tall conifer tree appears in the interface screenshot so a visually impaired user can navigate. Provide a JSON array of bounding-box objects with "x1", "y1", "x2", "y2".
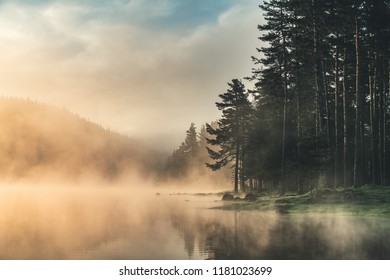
[{"x1": 206, "y1": 79, "x2": 253, "y2": 193}]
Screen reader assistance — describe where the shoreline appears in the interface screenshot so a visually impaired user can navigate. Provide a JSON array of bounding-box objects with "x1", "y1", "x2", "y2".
[{"x1": 210, "y1": 185, "x2": 390, "y2": 217}]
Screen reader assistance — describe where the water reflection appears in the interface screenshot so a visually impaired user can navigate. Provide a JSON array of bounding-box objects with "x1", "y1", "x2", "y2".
[
  {"x1": 166, "y1": 196, "x2": 390, "y2": 259},
  {"x1": 0, "y1": 187, "x2": 389, "y2": 259}
]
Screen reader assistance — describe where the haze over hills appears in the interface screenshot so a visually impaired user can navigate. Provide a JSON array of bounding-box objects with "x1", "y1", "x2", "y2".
[{"x1": 0, "y1": 97, "x2": 162, "y2": 183}]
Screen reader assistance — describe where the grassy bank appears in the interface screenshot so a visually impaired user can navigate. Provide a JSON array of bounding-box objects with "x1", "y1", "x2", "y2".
[{"x1": 214, "y1": 185, "x2": 390, "y2": 217}]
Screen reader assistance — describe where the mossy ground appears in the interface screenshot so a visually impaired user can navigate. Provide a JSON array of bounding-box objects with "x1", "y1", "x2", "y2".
[{"x1": 213, "y1": 185, "x2": 390, "y2": 217}]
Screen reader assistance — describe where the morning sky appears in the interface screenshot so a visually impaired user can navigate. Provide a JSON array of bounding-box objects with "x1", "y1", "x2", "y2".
[{"x1": 0, "y1": 0, "x2": 263, "y2": 150}]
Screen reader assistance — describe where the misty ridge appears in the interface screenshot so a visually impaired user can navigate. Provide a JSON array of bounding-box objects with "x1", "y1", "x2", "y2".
[{"x1": 0, "y1": 97, "x2": 167, "y2": 184}]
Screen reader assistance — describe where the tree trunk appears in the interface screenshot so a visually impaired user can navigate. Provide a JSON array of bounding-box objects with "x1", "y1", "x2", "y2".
[
  {"x1": 312, "y1": 0, "x2": 325, "y2": 131},
  {"x1": 334, "y1": 44, "x2": 341, "y2": 187},
  {"x1": 353, "y1": 16, "x2": 363, "y2": 188},
  {"x1": 384, "y1": 57, "x2": 389, "y2": 184},
  {"x1": 234, "y1": 141, "x2": 239, "y2": 193},
  {"x1": 343, "y1": 40, "x2": 350, "y2": 187},
  {"x1": 280, "y1": 3, "x2": 288, "y2": 195},
  {"x1": 323, "y1": 59, "x2": 332, "y2": 148},
  {"x1": 381, "y1": 57, "x2": 388, "y2": 185},
  {"x1": 369, "y1": 51, "x2": 379, "y2": 185},
  {"x1": 281, "y1": 70, "x2": 288, "y2": 195},
  {"x1": 323, "y1": 58, "x2": 334, "y2": 187},
  {"x1": 378, "y1": 53, "x2": 385, "y2": 186},
  {"x1": 296, "y1": 68, "x2": 301, "y2": 193},
  {"x1": 240, "y1": 154, "x2": 245, "y2": 192}
]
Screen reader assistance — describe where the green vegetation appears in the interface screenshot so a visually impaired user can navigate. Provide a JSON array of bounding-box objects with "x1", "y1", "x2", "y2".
[{"x1": 214, "y1": 185, "x2": 390, "y2": 217}]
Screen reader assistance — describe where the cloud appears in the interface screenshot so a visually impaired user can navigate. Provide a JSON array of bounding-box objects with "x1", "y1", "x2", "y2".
[
  {"x1": 124, "y1": 0, "x2": 176, "y2": 19},
  {"x1": 0, "y1": 0, "x2": 261, "y2": 149}
]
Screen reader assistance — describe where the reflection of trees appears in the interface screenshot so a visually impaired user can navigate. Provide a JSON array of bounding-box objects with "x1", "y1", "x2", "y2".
[
  {"x1": 170, "y1": 213, "x2": 196, "y2": 258},
  {"x1": 169, "y1": 208, "x2": 279, "y2": 259},
  {"x1": 169, "y1": 208, "x2": 390, "y2": 260}
]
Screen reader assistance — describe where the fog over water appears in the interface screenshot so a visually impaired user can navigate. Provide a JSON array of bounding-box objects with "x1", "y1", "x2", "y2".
[
  {"x1": 1, "y1": 184, "x2": 389, "y2": 260},
  {"x1": 0, "y1": 184, "x2": 218, "y2": 259}
]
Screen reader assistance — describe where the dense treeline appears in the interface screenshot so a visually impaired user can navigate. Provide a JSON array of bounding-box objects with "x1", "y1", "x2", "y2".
[
  {"x1": 165, "y1": 123, "x2": 203, "y2": 178},
  {"x1": 164, "y1": 122, "x2": 230, "y2": 185},
  {"x1": 202, "y1": 0, "x2": 390, "y2": 193}
]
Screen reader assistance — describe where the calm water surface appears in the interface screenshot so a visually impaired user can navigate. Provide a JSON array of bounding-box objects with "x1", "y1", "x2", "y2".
[{"x1": 0, "y1": 186, "x2": 389, "y2": 259}]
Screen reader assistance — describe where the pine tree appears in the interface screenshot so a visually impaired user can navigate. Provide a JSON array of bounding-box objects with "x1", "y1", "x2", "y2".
[
  {"x1": 184, "y1": 123, "x2": 199, "y2": 158},
  {"x1": 165, "y1": 123, "x2": 199, "y2": 178},
  {"x1": 206, "y1": 79, "x2": 253, "y2": 193}
]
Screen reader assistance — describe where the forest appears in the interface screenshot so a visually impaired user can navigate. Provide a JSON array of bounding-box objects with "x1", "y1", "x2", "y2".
[
  {"x1": 166, "y1": 0, "x2": 390, "y2": 194},
  {"x1": 0, "y1": 97, "x2": 161, "y2": 182}
]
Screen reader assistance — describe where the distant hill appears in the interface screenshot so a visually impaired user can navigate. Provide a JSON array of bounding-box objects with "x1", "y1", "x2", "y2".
[{"x1": 0, "y1": 97, "x2": 159, "y2": 182}]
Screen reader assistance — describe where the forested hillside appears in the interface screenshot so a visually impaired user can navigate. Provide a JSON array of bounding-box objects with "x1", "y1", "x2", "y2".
[{"x1": 0, "y1": 97, "x2": 158, "y2": 182}]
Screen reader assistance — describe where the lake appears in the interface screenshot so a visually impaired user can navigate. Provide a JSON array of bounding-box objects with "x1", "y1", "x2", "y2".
[{"x1": 0, "y1": 186, "x2": 389, "y2": 259}]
